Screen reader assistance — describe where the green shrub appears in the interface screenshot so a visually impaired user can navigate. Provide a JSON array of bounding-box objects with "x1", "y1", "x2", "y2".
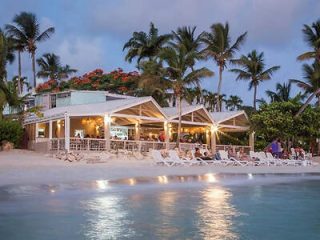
[{"x1": 0, "y1": 120, "x2": 23, "y2": 147}]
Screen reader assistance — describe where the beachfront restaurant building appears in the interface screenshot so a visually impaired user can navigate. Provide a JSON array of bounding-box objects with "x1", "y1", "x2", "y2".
[{"x1": 23, "y1": 90, "x2": 252, "y2": 153}]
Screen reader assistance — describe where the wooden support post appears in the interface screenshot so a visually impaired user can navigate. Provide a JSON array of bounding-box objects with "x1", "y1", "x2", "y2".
[
  {"x1": 211, "y1": 125, "x2": 217, "y2": 154},
  {"x1": 49, "y1": 120, "x2": 52, "y2": 150},
  {"x1": 35, "y1": 123, "x2": 39, "y2": 143},
  {"x1": 135, "y1": 121, "x2": 141, "y2": 152},
  {"x1": 164, "y1": 121, "x2": 170, "y2": 150},
  {"x1": 64, "y1": 113, "x2": 70, "y2": 152},
  {"x1": 104, "y1": 114, "x2": 111, "y2": 151},
  {"x1": 249, "y1": 131, "x2": 255, "y2": 152}
]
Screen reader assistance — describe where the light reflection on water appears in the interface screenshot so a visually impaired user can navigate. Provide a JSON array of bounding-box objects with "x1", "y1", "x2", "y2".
[
  {"x1": 82, "y1": 195, "x2": 135, "y2": 239},
  {"x1": 198, "y1": 187, "x2": 238, "y2": 240},
  {"x1": 1, "y1": 174, "x2": 320, "y2": 239}
]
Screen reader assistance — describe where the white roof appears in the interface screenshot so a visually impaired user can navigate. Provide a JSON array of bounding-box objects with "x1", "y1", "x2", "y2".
[
  {"x1": 162, "y1": 105, "x2": 201, "y2": 118},
  {"x1": 24, "y1": 96, "x2": 165, "y2": 123},
  {"x1": 162, "y1": 105, "x2": 215, "y2": 123},
  {"x1": 211, "y1": 110, "x2": 248, "y2": 123}
]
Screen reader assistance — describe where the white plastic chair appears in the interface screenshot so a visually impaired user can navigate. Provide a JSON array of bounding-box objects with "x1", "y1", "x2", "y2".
[
  {"x1": 151, "y1": 150, "x2": 174, "y2": 167},
  {"x1": 218, "y1": 150, "x2": 249, "y2": 166}
]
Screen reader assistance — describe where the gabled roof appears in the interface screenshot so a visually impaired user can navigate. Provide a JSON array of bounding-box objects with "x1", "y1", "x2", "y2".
[
  {"x1": 24, "y1": 97, "x2": 167, "y2": 124},
  {"x1": 162, "y1": 105, "x2": 215, "y2": 124},
  {"x1": 211, "y1": 110, "x2": 249, "y2": 123}
]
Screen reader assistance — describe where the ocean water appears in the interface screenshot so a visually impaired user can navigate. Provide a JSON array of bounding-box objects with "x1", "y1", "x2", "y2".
[{"x1": 0, "y1": 174, "x2": 320, "y2": 240}]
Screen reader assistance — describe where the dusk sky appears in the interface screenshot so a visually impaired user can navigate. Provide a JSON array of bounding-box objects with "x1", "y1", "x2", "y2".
[{"x1": 1, "y1": 0, "x2": 319, "y2": 105}]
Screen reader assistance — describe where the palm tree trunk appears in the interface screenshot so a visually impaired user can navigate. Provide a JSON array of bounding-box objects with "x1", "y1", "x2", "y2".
[
  {"x1": 216, "y1": 65, "x2": 223, "y2": 111},
  {"x1": 191, "y1": 66, "x2": 202, "y2": 103},
  {"x1": 17, "y1": 51, "x2": 22, "y2": 94},
  {"x1": 294, "y1": 90, "x2": 319, "y2": 118},
  {"x1": 32, "y1": 51, "x2": 36, "y2": 88},
  {"x1": 253, "y1": 85, "x2": 257, "y2": 110},
  {"x1": 177, "y1": 93, "x2": 182, "y2": 149}
]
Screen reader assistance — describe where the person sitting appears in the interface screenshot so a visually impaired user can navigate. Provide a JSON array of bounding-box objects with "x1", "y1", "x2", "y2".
[
  {"x1": 194, "y1": 148, "x2": 212, "y2": 160},
  {"x1": 239, "y1": 148, "x2": 249, "y2": 161},
  {"x1": 228, "y1": 148, "x2": 237, "y2": 159}
]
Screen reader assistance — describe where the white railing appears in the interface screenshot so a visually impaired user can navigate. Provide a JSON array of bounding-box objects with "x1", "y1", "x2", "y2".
[
  {"x1": 50, "y1": 138, "x2": 248, "y2": 153},
  {"x1": 111, "y1": 140, "x2": 166, "y2": 152},
  {"x1": 168, "y1": 143, "x2": 208, "y2": 150},
  {"x1": 70, "y1": 138, "x2": 106, "y2": 151},
  {"x1": 50, "y1": 138, "x2": 65, "y2": 151},
  {"x1": 216, "y1": 145, "x2": 252, "y2": 154}
]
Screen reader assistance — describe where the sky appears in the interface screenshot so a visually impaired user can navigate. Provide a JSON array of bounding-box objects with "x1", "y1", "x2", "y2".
[{"x1": 1, "y1": 0, "x2": 319, "y2": 105}]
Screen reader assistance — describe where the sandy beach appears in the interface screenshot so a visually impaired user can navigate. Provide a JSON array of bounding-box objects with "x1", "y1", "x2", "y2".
[{"x1": 0, "y1": 150, "x2": 319, "y2": 187}]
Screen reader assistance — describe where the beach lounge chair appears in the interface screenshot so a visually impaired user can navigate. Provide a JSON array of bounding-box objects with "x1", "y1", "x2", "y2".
[
  {"x1": 218, "y1": 150, "x2": 249, "y2": 166},
  {"x1": 265, "y1": 152, "x2": 291, "y2": 166},
  {"x1": 168, "y1": 150, "x2": 204, "y2": 166},
  {"x1": 151, "y1": 150, "x2": 174, "y2": 167}
]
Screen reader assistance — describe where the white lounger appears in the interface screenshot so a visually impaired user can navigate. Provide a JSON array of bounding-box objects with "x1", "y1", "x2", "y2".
[
  {"x1": 218, "y1": 150, "x2": 249, "y2": 166},
  {"x1": 151, "y1": 150, "x2": 174, "y2": 167}
]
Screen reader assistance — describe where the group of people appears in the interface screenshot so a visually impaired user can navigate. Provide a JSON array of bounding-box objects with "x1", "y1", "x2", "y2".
[
  {"x1": 177, "y1": 147, "x2": 249, "y2": 161},
  {"x1": 268, "y1": 138, "x2": 306, "y2": 159}
]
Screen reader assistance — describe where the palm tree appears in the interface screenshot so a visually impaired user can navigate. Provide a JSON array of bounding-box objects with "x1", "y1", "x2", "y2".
[
  {"x1": 123, "y1": 22, "x2": 171, "y2": 66},
  {"x1": 172, "y1": 26, "x2": 204, "y2": 92},
  {"x1": 159, "y1": 44, "x2": 213, "y2": 147},
  {"x1": 0, "y1": 29, "x2": 15, "y2": 81},
  {"x1": 135, "y1": 60, "x2": 170, "y2": 106},
  {"x1": 203, "y1": 91, "x2": 217, "y2": 112},
  {"x1": 297, "y1": 20, "x2": 320, "y2": 62},
  {"x1": 0, "y1": 29, "x2": 17, "y2": 119},
  {"x1": 290, "y1": 62, "x2": 320, "y2": 116},
  {"x1": 266, "y1": 82, "x2": 292, "y2": 102},
  {"x1": 201, "y1": 22, "x2": 247, "y2": 111},
  {"x1": 37, "y1": 53, "x2": 77, "y2": 81},
  {"x1": 230, "y1": 50, "x2": 280, "y2": 110},
  {"x1": 12, "y1": 76, "x2": 30, "y2": 93},
  {"x1": 6, "y1": 37, "x2": 25, "y2": 94},
  {"x1": 226, "y1": 95, "x2": 243, "y2": 110},
  {"x1": 5, "y1": 12, "x2": 55, "y2": 88}
]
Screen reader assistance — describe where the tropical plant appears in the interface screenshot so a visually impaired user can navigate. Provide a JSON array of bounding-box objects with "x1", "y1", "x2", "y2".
[
  {"x1": 134, "y1": 60, "x2": 170, "y2": 106},
  {"x1": 265, "y1": 82, "x2": 292, "y2": 102},
  {"x1": 5, "y1": 12, "x2": 55, "y2": 87},
  {"x1": 159, "y1": 44, "x2": 213, "y2": 147},
  {"x1": 11, "y1": 76, "x2": 30, "y2": 94},
  {"x1": 290, "y1": 62, "x2": 320, "y2": 116},
  {"x1": 201, "y1": 22, "x2": 247, "y2": 111},
  {"x1": 123, "y1": 22, "x2": 171, "y2": 66},
  {"x1": 251, "y1": 100, "x2": 320, "y2": 152},
  {"x1": 226, "y1": 95, "x2": 243, "y2": 110},
  {"x1": 36, "y1": 53, "x2": 77, "y2": 81},
  {"x1": 203, "y1": 90, "x2": 217, "y2": 112},
  {"x1": 0, "y1": 119, "x2": 23, "y2": 147},
  {"x1": 172, "y1": 26, "x2": 204, "y2": 91},
  {"x1": 230, "y1": 50, "x2": 280, "y2": 110},
  {"x1": 297, "y1": 20, "x2": 320, "y2": 62},
  {"x1": 0, "y1": 29, "x2": 15, "y2": 81}
]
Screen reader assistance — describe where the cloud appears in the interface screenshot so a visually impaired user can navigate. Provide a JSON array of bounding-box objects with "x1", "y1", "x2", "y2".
[
  {"x1": 87, "y1": 0, "x2": 314, "y2": 48},
  {"x1": 56, "y1": 37, "x2": 105, "y2": 74}
]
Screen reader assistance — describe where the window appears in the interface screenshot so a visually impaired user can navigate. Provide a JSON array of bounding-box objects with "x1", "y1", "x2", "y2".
[
  {"x1": 50, "y1": 95, "x2": 56, "y2": 108},
  {"x1": 57, "y1": 92, "x2": 71, "y2": 98}
]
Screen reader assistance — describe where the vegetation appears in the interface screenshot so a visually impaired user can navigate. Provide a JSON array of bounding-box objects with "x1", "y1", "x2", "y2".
[
  {"x1": 230, "y1": 50, "x2": 280, "y2": 110},
  {"x1": 201, "y1": 22, "x2": 247, "y2": 111},
  {"x1": 158, "y1": 42, "x2": 213, "y2": 146},
  {"x1": 251, "y1": 100, "x2": 320, "y2": 151},
  {"x1": 0, "y1": 119, "x2": 23, "y2": 147},
  {"x1": 36, "y1": 53, "x2": 77, "y2": 81},
  {"x1": 123, "y1": 22, "x2": 171, "y2": 66},
  {"x1": 5, "y1": 12, "x2": 55, "y2": 87}
]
